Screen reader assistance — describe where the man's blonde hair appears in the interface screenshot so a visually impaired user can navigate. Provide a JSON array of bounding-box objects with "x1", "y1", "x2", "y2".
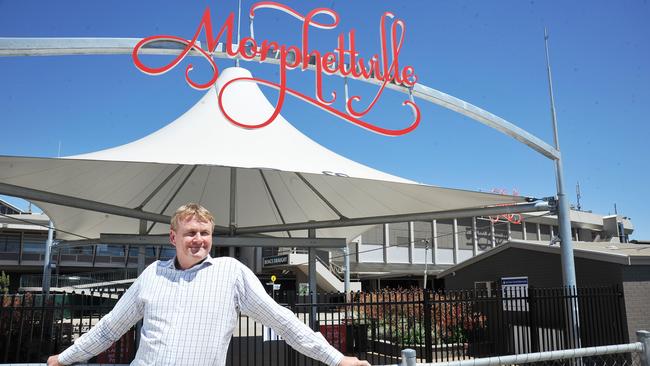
[{"x1": 170, "y1": 203, "x2": 215, "y2": 231}]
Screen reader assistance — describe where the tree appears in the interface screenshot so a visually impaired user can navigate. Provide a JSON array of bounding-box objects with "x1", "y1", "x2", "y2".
[{"x1": 0, "y1": 271, "x2": 9, "y2": 295}]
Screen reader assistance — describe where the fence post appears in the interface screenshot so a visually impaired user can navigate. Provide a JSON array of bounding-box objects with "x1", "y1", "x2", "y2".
[
  {"x1": 638, "y1": 330, "x2": 650, "y2": 366},
  {"x1": 529, "y1": 286, "x2": 539, "y2": 353},
  {"x1": 423, "y1": 289, "x2": 433, "y2": 363},
  {"x1": 401, "y1": 348, "x2": 416, "y2": 366}
]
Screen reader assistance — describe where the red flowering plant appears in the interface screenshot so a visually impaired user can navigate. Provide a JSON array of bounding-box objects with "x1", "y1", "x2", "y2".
[{"x1": 349, "y1": 288, "x2": 486, "y2": 347}]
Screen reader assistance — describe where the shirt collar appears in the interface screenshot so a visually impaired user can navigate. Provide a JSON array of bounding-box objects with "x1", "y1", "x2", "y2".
[{"x1": 160, "y1": 254, "x2": 215, "y2": 271}]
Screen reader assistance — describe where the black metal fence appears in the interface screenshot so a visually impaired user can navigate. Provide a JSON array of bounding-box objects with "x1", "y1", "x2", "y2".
[
  {"x1": 0, "y1": 286, "x2": 627, "y2": 365},
  {"x1": 0, "y1": 290, "x2": 133, "y2": 364}
]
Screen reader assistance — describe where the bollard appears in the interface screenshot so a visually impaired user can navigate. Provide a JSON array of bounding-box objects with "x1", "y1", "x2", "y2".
[
  {"x1": 638, "y1": 330, "x2": 650, "y2": 366},
  {"x1": 401, "y1": 348, "x2": 416, "y2": 366}
]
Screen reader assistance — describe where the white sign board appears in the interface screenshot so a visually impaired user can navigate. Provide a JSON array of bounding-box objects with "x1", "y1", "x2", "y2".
[{"x1": 501, "y1": 276, "x2": 529, "y2": 311}]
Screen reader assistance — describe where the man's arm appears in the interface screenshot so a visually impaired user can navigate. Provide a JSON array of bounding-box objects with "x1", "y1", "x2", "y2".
[
  {"x1": 46, "y1": 354, "x2": 62, "y2": 366},
  {"x1": 339, "y1": 357, "x2": 371, "y2": 366},
  {"x1": 49, "y1": 276, "x2": 145, "y2": 365},
  {"x1": 235, "y1": 262, "x2": 371, "y2": 366}
]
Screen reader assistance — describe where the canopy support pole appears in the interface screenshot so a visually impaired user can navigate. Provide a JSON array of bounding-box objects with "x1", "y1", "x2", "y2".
[
  {"x1": 42, "y1": 220, "x2": 54, "y2": 294},
  {"x1": 308, "y1": 227, "x2": 318, "y2": 331},
  {"x1": 138, "y1": 220, "x2": 147, "y2": 275}
]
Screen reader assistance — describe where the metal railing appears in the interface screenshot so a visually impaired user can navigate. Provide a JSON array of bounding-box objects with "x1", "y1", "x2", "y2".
[
  {"x1": 0, "y1": 291, "x2": 132, "y2": 364},
  {"x1": 1, "y1": 286, "x2": 630, "y2": 365},
  {"x1": 394, "y1": 330, "x2": 649, "y2": 366},
  {"x1": 20, "y1": 268, "x2": 138, "y2": 289}
]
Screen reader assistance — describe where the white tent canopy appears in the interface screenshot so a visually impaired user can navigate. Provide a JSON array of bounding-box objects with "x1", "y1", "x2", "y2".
[{"x1": 0, "y1": 67, "x2": 525, "y2": 242}]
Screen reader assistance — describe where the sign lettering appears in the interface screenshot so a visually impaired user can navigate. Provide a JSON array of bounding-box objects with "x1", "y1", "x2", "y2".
[
  {"x1": 263, "y1": 254, "x2": 289, "y2": 267},
  {"x1": 132, "y1": 2, "x2": 420, "y2": 136}
]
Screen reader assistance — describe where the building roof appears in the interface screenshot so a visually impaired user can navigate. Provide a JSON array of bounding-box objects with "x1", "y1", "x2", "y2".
[
  {"x1": 0, "y1": 197, "x2": 24, "y2": 214},
  {"x1": 438, "y1": 239, "x2": 650, "y2": 278},
  {"x1": 0, "y1": 212, "x2": 50, "y2": 231}
]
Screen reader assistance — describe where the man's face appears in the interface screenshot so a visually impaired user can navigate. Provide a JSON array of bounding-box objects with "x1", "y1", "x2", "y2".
[{"x1": 169, "y1": 215, "x2": 213, "y2": 270}]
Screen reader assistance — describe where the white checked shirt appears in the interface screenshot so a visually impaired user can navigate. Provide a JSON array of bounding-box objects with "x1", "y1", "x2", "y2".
[{"x1": 58, "y1": 256, "x2": 344, "y2": 366}]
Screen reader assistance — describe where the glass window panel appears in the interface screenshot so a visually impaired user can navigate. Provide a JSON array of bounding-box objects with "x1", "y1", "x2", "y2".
[
  {"x1": 413, "y1": 222, "x2": 432, "y2": 248},
  {"x1": 146, "y1": 246, "x2": 157, "y2": 257},
  {"x1": 525, "y1": 222, "x2": 538, "y2": 240},
  {"x1": 493, "y1": 220, "x2": 509, "y2": 246},
  {"x1": 160, "y1": 247, "x2": 176, "y2": 260},
  {"x1": 475, "y1": 217, "x2": 493, "y2": 249},
  {"x1": 0, "y1": 232, "x2": 20, "y2": 253},
  {"x1": 389, "y1": 222, "x2": 409, "y2": 248},
  {"x1": 61, "y1": 246, "x2": 93, "y2": 255},
  {"x1": 540, "y1": 225, "x2": 551, "y2": 241},
  {"x1": 457, "y1": 218, "x2": 473, "y2": 248},
  {"x1": 129, "y1": 246, "x2": 139, "y2": 257},
  {"x1": 0, "y1": 206, "x2": 20, "y2": 215},
  {"x1": 23, "y1": 233, "x2": 47, "y2": 254},
  {"x1": 96, "y1": 245, "x2": 125, "y2": 256},
  {"x1": 361, "y1": 225, "x2": 384, "y2": 246},
  {"x1": 510, "y1": 222, "x2": 524, "y2": 240},
  {"x1": 436, "y1": 220, "x2": 454, "y2": 249}
]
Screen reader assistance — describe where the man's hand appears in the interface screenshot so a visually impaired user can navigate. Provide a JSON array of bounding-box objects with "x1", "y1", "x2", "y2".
[
  {"x1": 338, "y1": 356, "x2": 371, "y2": 366},
  {"x1": 47, "y1": 354, "x2": 63, "y2": 366}
]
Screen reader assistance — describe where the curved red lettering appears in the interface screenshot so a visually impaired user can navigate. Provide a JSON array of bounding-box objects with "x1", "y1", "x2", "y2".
[
  {"x1": 132, "y1": 35, "x2": 218, "y2": 90},
  {"x1": 218, "y1": 76, "x2": 420, "y2": 136},
  {"x1": 133, "y1": 3, "x2": 422, "y2": 136}
]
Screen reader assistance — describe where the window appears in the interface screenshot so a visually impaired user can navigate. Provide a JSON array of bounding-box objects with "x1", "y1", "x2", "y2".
[
  {"x1": 61, "y1": 246, "x2": 93, "y2": 255},
  {"x1": 475, "y1": 217, "x2": 493, "y2": 249},
  {"x1": 389, "y1": 222, "x2": 409, "y2": 248},
  {"x1": 413, "y1": 222, "x2": 432, "y2": 248},
  {"x1": 591, "y1": 231, "x2": 602, "y2": 241},
  {"x1": 493, "y1": 221, "x2": 509, "y2": 245},
  {"x1": 0, "y1": 205, "x2": 20, "y2": 215},
  {"x1": 525, "y1": 222, "x2": 538, "y2": 240},
  {"x1": 510, "y1": 222, "x2": 524, "y2": 239},
  {"x1": 160, "y1": 247, "x2": 176, "y2": 260},
  {"x1": 147, "y1": 246, "x2": 157, "y2": 257},
  {"x1": 540, "y1": 225, "x2": 551, "y2": 241},
  {"x1": 361, "y1": 225, "x2": 384, "y2": 246},
  {"x1": 96, "y1": 245, "x2": 126, "y2": 256},
  {"x1": 22, "y1": 233, "x2": 48, "y2": 254},
  {"x1": 474, "y1": 281, "x2": 496, "y2": 297},
  {"x1": 0, "y1": 232, "x2": 20, "y2": 253},
  {"x1": 456, "y1": 218, "x2": 473, "y2": 248},
  {"x1": 436, "y1": 220, "x2": 454, "y2": 249}
]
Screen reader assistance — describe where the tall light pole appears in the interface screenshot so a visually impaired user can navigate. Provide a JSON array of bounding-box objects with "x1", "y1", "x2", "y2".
[{"x1": 544, "y1": 28, "x2": 580, "y2": 348}]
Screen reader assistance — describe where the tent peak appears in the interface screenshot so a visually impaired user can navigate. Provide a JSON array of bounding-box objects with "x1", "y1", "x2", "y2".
[{"x1": 69, "y1": 65, "x2": 412, "y2": 183}]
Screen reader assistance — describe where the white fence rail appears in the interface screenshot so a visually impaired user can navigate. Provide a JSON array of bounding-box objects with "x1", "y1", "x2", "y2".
[{"x1": 394, "y1": 330, "x2": 650, "y2": 366}]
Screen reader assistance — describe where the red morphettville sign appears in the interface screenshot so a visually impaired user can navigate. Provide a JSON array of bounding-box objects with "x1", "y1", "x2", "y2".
[{"x1": 132, "y1": 1, "x2": 420, "y2": 136}]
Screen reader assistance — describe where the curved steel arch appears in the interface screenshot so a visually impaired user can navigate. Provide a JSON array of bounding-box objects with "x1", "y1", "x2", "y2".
[{"x1": 0, "y1": 37, "x2": 559, "y2": 160}]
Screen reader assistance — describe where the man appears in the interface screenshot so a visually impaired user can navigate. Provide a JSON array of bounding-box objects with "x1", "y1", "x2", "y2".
[{"x1": 48, "y1": 203, "x2": 370, "y2": 366}]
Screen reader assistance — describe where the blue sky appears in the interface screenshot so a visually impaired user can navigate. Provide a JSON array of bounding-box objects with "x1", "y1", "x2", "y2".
[{"x1": 1, "y1": 1, "x2": 648, "y2": 239}]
